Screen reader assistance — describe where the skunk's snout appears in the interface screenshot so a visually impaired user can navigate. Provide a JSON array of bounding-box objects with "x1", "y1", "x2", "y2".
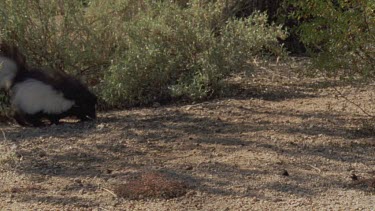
[{"x1": 87, "y1": 107, "x2": 97, "y2": 120}]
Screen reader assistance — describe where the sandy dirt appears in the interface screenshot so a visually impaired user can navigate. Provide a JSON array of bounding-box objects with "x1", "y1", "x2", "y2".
[{"x1": 1, "y1": 59, "x2": 374, "y2": 210}]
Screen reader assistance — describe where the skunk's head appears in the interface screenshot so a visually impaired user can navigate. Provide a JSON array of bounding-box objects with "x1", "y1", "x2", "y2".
[
  {"x1": 76, "y1": 91, "x2": 97, "y2": 120},
  {"x1": 61, "y1": 76, "x2": 98, "y2": 120}
]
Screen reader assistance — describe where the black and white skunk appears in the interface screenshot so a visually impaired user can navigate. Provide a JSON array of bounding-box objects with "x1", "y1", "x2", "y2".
[{"x1": 0, "y1": 44, "x2": 97, "y2": 126}]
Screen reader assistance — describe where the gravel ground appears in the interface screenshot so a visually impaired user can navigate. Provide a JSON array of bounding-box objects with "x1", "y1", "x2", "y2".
[{"x1": 1, "y1": 60, "x2": 374, "y2": 210}]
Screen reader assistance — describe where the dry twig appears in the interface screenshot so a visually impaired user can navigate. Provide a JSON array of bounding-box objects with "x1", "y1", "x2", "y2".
[
  {"x1": 308, "y1": 164, "x2": 322, "y2": 173},
  {"x1": 102, "y1": 187, "x2": 117, "y2": 198},
  {"x1": 1, "y1": 129, "x2": 7, "y2": 141}
]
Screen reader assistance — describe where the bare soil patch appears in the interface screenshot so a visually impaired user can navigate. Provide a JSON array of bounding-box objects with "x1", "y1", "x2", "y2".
[{"x1": 1, "y1": 59, "x2": 374, "y2": 210}]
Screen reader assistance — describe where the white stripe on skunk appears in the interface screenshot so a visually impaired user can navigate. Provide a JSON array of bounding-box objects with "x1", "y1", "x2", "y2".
[
  {"x1": 0, "y1": 56, "x2": 18, "y2": 89},
  {"x1": 12, "y1": 79, "x2": 75, "y2": 115}
]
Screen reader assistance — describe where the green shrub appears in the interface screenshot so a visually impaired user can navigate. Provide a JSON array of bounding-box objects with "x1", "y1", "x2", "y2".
[
  {"x1": 100, "y1": 1, "x2": 287, "y2": 106},
  {"x1": 285, "y1": 0, "x2": 375, "y2": 79},
  {"x1": 0, "y1": 0, "x2": 118, "y2": 82},
  {"x1": 1, "y1": 0, "x2": 286, "y2": 108}
]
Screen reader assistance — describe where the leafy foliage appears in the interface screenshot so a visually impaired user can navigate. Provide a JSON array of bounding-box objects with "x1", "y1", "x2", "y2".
[
  {"x1": 99, "y1": 1, "x2": 287, "y2": 106},
  {"x1": 284, "y1": 0, "x2": 375, "y2": 78},
  {"x1": 0, "y1": 0, "x2": 286, "y2": 109}
]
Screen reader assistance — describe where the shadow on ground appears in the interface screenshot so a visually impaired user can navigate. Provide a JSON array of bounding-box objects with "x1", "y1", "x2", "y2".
[{"x1": 1, "y1": 78, "x2": 374, "y2": 206}]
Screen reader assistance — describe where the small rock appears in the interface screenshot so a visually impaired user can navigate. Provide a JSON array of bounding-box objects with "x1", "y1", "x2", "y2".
[
  {"x1": 74, "y1": 178, "x2": 82, "y2": 184},
  {"x1": 351, "y1": 173, "x2": 358, "y2": 181},
  {"x1": 276, "y1": 160, "x2": 283, "y2": 165},
  {"x1": 184, "y1": 165, "x2": 193, "y2": 171},
  {"x1": 282, "y1": 170, "x2": 289, "y2": 176},
  {"x1": 273, "y1": 198, "x2": 283, "y2": 202},
  {"x1": 38, "y1": 151, "x2": 47, "y2": 157},
  {"x1": 152, "y1": 102, "x2": 161, "y2": 108},
  {"x1": 185, "y1": 190, "x2": 197, "y2": 197},
  {"x1": 97, "y1": 124, "x2": 105, "y2": 130},
  {"x1": 251, "y1": 197, "x2": 259, "y2": 202},
  {"x1": 370, "y1": 178, "x2": 375, "y2": 188}
]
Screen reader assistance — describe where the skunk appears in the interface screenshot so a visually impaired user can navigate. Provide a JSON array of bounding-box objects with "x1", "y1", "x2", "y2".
[{"x1": 0, "y1": 43, "x2": 97, "y2": 126}]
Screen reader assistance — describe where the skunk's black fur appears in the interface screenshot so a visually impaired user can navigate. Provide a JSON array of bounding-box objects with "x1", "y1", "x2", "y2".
[{"x1": 0, "y1": 43, "x2": 97, "y2": 127}]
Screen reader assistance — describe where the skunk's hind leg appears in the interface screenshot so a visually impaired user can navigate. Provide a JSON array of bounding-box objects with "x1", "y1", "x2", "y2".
[
  {"x1": 13, "y1": 111, "x2": 29, "y2": 126},
  {"x1": 14, "y1": 111, "x2": 45, "y2": 127},
  {"x1": 47, "y1": 115, "x2": 61, "y2": 125},
  {"x1": 25, "y1": 114, "x2": 45, "y2": 127}
]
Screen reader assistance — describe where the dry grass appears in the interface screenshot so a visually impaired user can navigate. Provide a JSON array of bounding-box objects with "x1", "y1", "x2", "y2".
[
  {"x1": 113, "y1": 171, "x2": 190, "y2": 200},
  {"x1": 0, "y1": 60, "x2": 374, "y2": 210}
]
